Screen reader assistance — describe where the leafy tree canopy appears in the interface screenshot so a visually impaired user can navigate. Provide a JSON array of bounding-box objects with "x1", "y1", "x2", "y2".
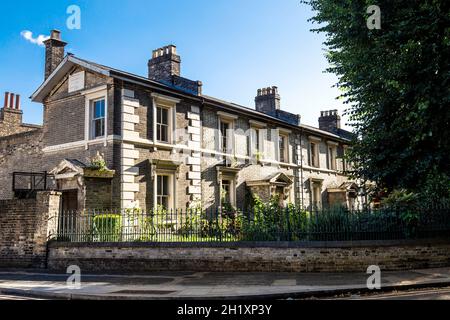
[{"x1": 304, "y1": 0, "x2": 450, "y2": 198}]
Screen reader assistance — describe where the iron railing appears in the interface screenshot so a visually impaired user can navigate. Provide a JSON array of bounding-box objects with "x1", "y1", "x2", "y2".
[{"x1": 53, "y1": 206, "x2": 450, "y2": 243}]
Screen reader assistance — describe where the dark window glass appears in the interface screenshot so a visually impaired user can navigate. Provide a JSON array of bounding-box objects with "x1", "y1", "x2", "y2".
[
  {"x1": 157, "y1": 107, "x2": 169, "y2": 143},
  {"x1": 279, "y1": 135, "x2": 286, "y2": 163},
  {"x1": 157, "y1": 175, "x2": 170, "y2": 210},
  {"x1": 310, "y1": 143, "x2": 317, "y2": 167},
  {"x1": 220, "y1": 122, "x2": 229, "y2": 153},
  {"x1": 92, "y1": 99, "x2": 105, "y2": 138}
]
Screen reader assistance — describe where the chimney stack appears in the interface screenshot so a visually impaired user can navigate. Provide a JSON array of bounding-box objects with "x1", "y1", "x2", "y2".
[
  {"x1": 319, "y1": 110, "x2": 341, "y2": 133},
  {"x1": 148, "y1": 45, "x2": 181, "y2": 83},
  {"x1": 2, "y1": 93, "x2": 21, "y2": 110},
  {"x1": 43, "y1": 30, "x2": 67, "y2": 80},
  {"x1": 255, "y1": 86, "x2": 281, "y2": 116},
  {"x1": 1, "y1": 92, "x2": 23, "y2": 128}
]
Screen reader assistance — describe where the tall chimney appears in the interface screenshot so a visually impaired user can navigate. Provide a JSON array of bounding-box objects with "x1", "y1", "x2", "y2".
[
  {"x1": 148, "y1": 45, "x2": 181, "y2": 83},
  {"x1": 4, "y1": 92, "x2": 9, "y2": 108},
  {"x1": 15, "y1": 94, "x2": 21, "y2": 110},
  {"x1": 9, "y1": 93, "x2": 15, "y2": 109},
  {"x1": 319, "y1": 110, "x2": 341, "y2": 133},
  {"x1": 43, "y1": 30, "x2": 67, "y2": 80},
  {"x1": 255, "y1": 86, "x2": 281, "y2": 116}
]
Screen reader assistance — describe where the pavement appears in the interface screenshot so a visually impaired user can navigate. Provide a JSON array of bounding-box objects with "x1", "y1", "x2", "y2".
[{"x1": 0, "y1": 268, "x2": 449, "y2": 300}]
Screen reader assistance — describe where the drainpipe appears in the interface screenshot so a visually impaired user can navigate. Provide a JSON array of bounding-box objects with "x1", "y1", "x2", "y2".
[{"x1": 299, "y1": 128, "x2": 305, "y2": 209}]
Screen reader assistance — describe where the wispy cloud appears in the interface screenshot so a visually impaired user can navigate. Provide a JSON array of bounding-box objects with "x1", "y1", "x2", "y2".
[{"x1": 20, "y1": 30, "x2": 49, "y2": 47}]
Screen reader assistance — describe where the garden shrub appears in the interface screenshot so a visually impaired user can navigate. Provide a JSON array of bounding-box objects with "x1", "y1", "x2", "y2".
[{"x1": 93, "y1": 214, "x2": 122, "y2": 242}]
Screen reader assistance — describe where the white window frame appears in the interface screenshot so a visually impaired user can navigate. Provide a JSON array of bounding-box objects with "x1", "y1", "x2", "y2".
[
  {"x1": 250, "y1": 127, "x2": 261, "y2": 155},
  {"x1": 91, "y1": 98, "x2": 106, "y2": 140},
  {"x1": 156, "y1": 105, "x2": 171, "y2": 144},
  {"x1": 248, "y1": 121, "x2": 267, "y2": 160},
  {"x1": 218, "y1": 114, "x2": 236, "y2": 155},
  {"x1": 83, "y1": 85, "x2": 108, "y2": 149},
  {"x1": 276, "y1": 128, "x2": 292, "y2": 164},
  {"x1": 151, "y1": 93, "x2": 180, "y2": 147}
]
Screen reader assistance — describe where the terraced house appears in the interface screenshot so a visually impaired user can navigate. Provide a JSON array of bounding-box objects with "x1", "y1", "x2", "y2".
[{"x1": 0, "y1": 30, "x2": 366, "y2": 212}]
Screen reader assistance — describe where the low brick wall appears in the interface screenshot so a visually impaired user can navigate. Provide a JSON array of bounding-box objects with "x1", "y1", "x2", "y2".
[
  {"x1": 0, "y1": 192, "x2": 60, "y2": 268},
  {"x1": 47, "y1": 240, "x2": 450, "y2": 273}
]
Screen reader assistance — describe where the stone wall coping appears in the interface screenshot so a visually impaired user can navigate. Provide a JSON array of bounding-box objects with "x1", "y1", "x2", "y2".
[{"x1": 48, "y1": 238, "x2": 450, "y2": 249}]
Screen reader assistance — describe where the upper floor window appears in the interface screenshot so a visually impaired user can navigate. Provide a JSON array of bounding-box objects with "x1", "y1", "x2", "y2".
[
  {"x1": 279, "y1": 134, "x2": 288, "y2": 163},
  {"x1": 220, "y1": 121, "x2": 230, "y2": 154},
  {"x1": 250, "y1": 128, "x2": 261, "y2": 155},
  {"x1": 217, "y1": 112, "x2": 238, "y2": 156},
  {"x1": 249, "y1": 120, "x2": 266, "y2": 159},
  {"x1": 328, "y1": 144, "x2": 337, "y2": 171},
  {"x1": 156, "y1": 106, "x2": 170, "y2": 143},
  {"x1": 310, "y1": 142, "x2": 320, "y2": 168},
  {"x1": 92, "y1": 99, "x2": 105, "y2": 139}
]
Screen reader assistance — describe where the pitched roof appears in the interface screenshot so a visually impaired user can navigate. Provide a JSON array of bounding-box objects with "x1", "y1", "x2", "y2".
[{"x1": 31, "y1": 55, "x2": 354, "y2": 142}]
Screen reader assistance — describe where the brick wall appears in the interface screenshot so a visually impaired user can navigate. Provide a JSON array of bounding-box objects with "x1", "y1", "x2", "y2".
[
  {"x1": 0, "y1": 192, "x2": 61, "y2": 268},
  {"x1": 43, "y1": 67, "x2": 113, "y2": 147},
  {"x1": 47, "y1": 240, "x2": 450, "y2": 273},
  {"x1": 85, "y1": 178, "x2": 113, "y2": 210},
  {"x1": 0, "y1": 131, "x2": 44, "y2": 200}
]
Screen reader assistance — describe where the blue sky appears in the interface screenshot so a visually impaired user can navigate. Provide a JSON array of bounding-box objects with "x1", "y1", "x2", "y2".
[{"x1": 0, "y1": 0, "x2": 349, "y2": 129}]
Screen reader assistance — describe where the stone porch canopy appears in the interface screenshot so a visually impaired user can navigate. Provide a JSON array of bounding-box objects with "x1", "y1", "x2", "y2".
[
  {"x1": 49, "y1": 159, "x2": 116, "y2": 211},
  {"x1": 49, "y1": 159, "x2": 115, "y2": 180}
]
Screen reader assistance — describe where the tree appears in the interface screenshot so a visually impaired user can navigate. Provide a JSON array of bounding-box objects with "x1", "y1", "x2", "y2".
[{"x1": 304, "y1": 0, "x2": 450, "y2": 197}]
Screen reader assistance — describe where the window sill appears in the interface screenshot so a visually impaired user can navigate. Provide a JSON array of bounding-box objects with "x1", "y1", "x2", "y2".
[{"x1": 154, "y1": 142, "x2": 176, "y2": 151}]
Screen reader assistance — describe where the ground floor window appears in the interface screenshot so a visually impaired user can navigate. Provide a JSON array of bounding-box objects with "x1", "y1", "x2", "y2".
[
  {"x1": 311, "y1": 180, "x2": 323, "y2": 210},
  {"x1": 156, "y1": 174, "x2": 173, "y2": 211},
  {"x1": 220, "y1": 177, "x2": 236, "y2": 209}
]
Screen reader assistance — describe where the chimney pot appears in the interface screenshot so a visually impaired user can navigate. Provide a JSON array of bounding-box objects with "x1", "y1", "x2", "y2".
[
  {"x1": 15, "y1": 94, "x2": 20, "y2": 110},
  {"x1": 9, "y1": 93, "x2": 15, "y2": 109},
  {"x1": 4, "y1": 92, "x2": 9, "y2": 108},
  {"x1": 50, "y1": 30, "x2": 61, "y2": 40}
]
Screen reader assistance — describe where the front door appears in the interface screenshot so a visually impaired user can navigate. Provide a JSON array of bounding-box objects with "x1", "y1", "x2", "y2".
[{"x1": 61, "y1": 190, "x2": 78, "y2": 212}]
